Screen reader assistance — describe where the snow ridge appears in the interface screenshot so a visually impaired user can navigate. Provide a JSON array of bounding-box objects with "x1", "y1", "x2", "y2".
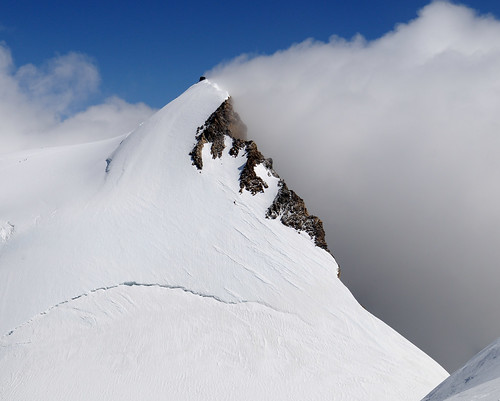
[{"x1": 422, "y1": 337, "x2": 500, "y2": 401}]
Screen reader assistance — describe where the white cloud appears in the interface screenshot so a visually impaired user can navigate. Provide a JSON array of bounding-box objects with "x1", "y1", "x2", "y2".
[
  {"x1": 0, "y1": 43, "x2": 155, "y2": 154},
  {"x1": 208, "y1": 1, "x2": 500, "y2": 371},
  {"x1": 47, "y1": 96, "x2": 154, "y2": 146},
  {"x1": 15, "y1": 52, "x2": 100, "y2": 116}
]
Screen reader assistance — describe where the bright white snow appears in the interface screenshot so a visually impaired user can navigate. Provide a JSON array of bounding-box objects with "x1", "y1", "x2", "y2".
[
  {"x1": 422, "y1": 337, "x2": 500, "y2": 401},
  {"x1": 0, "y1": 80, "x2": 448, "y2": 400}
]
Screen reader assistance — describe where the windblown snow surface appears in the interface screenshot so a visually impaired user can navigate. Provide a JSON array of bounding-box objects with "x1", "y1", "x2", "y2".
[
  {"x1": 0, "y1": 80, "x2": 447, "y2": 400},
  {"x1": 422, "y1": 338, "x2": 500, "y2": 401}
]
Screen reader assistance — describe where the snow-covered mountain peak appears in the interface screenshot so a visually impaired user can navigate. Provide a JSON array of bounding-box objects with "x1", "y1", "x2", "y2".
[
  {"x1": 0, "y1": 80, "x2": 448, "y2": 400},
  {"x1": 103, "y1": 79, "x2": 331, "y2": 255},
  {"x1": 103, "y1": 79, "x2": 229, "y2": 185}
]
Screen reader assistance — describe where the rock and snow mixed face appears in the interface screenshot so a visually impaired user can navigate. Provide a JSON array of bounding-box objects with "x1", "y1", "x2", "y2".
[
  {"x1": 189, "y1": 98, "x2": 332, "y2": 254},
  {"x1": 0, "y1": 80, "x2": 447, "y2": 400}
]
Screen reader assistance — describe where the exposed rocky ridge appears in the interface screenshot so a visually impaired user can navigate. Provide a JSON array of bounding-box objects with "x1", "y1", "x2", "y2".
[
  {"x1": 189, "y1": 98, "x2": 247, "y2": 170},
  {"x1": 190, "y1": 98, "x2": 332, "y2": 257},
  {"x1": 238, "y1": 140, "x2": 269, "y2": 195},
  {"x1": 266, "y1": 180, "x2": 330, "y2": 252}
]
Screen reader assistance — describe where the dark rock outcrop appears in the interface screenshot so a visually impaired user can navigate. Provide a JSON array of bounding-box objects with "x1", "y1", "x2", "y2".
[
  {"x1": 190, "y1": 97, "x2": 333, "y2": 260},
  {"x1": 238, "y1": 141, "x2": 268, "y2": 195},
  {"x1": 266, "y1": 180, "x2": 330, "y2": 252},
  {"x1": 229, "y1": 138, "x2": 245, "y2": 157},
  {"x1": 189, "y1": 98, "x2": 247, "y2": 170}
]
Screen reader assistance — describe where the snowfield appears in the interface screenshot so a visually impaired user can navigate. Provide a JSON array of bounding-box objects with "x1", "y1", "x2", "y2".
[
  {"x1": 0, "y1": 284, "x2": 440, "y2": 400},
  {"x1": 0, "y1": 80, "x2": 448, "y2": 400}
]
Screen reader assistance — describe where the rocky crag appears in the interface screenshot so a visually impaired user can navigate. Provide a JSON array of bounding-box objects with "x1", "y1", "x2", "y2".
[
  {"x1": 266, "y1": 180, "x2": 329, "y2": 252},
  {"x1": 190, "y1": 98, "x2": 332, "y2": 256}
]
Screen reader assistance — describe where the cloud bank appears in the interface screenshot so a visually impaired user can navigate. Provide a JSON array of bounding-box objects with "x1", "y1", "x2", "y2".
[
  {"x1": 208, "y1": 1, "x2": 500, "y2": 371},
  {"x1": 0, "y1": 43, "x2": 154, "y2": 153}
]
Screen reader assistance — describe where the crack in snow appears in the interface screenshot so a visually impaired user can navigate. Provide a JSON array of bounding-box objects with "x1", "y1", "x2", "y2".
[{"x1": 3, "y1": 281, "x2": 306, "y2": 338}]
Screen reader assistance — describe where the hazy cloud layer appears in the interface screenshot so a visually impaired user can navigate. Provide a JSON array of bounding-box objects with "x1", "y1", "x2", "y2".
[
  {"x1": 208, "y1": 1, "x2": 500, "y2": 371},
  {"x1": 0, "y1": 43, "x2": 154, "y2": 153}
]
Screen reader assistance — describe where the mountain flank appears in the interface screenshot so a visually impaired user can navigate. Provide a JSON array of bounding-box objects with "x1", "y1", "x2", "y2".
[{"x1": 0, "y1": 80, "x2": 448, "y2": 401}]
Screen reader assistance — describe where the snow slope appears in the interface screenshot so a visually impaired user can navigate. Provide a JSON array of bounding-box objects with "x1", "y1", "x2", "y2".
[
  {"x1": 422, "y1": 338, "x2": 500, "y2": 401},
  {"x1": 0, "y1": 80, "x2": 447, "y2": 400}
]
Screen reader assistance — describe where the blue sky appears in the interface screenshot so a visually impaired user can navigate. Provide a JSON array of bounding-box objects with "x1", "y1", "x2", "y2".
[{"x1": 2, "y1": 0, "x2": 498, "y2": 108}]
